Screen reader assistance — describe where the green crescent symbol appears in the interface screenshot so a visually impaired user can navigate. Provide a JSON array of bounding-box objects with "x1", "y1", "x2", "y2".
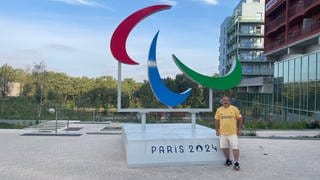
[{"x1": 172, "y1": 54, "x2": 242, "y2": 90}]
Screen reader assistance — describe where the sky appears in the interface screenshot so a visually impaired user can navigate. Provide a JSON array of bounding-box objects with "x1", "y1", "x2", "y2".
[{"x1": 0, "y1": 0, "x2": 240, "y2": 82}]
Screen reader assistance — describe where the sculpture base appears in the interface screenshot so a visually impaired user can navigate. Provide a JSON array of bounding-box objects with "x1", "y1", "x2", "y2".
[{"x1": 122, "y1": 123, "x2": 224, "y2": 168}]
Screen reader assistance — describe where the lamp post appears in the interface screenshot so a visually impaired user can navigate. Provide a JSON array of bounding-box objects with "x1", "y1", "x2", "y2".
[
  {"x1": 55, "y1": 109, "x2": 58, "y2": 134},
  {"x1": 49, "y1": 108, "x2": 57, "y2": 134}
]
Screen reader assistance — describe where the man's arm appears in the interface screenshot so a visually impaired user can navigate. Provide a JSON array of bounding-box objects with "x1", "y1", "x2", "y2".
[
  {"x1": 236, "y1": 116, "x2": 243, "y2": 135},
  {"x1": 215, "y1": 119, "x2": 220, "y2": 136}
]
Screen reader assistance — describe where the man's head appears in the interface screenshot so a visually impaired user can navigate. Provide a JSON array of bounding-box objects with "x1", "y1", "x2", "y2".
[{"x1": 222, "y1": 95, "x2": 231, "y2": 108}]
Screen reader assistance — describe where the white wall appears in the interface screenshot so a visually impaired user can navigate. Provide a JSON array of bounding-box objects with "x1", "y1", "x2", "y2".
[{"x1": 241, "y1": 0, "x2": 265, "y2": 18}]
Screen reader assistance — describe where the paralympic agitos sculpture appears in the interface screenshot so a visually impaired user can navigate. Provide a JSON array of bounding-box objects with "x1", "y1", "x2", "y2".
[{"x1": 110, "y1": 4, "x2": 242, "y2": 107}]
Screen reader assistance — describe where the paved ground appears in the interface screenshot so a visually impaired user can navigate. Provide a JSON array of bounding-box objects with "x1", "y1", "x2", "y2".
[
  {"x1": 256, "y1": 130, "x2": 320, "y2": 138},
  {"x1": 0, "y1": 125, "x2": 319, "y2": 180}
]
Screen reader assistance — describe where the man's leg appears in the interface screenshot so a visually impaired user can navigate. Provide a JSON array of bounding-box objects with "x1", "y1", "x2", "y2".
[
  {"x1": 220, "y1": 136, "x2": 229, "y2": 159},
  {"x1": 230, "y1": 135, "x2": 239, "y2": 160},
  {"x1": 223, "y1": 148, "x2": 230, "y2": 159},
  {"x1": 230, "y1": 135, "x2": 240, "y2": 170},
  {"x1": 223, "y1": 148, "x2": 232, "y2": 166},
  {"x1": 220, "y1": 136, "x2": 232, "y2": 166},
  {"x1": 233, "y1": 149, "x2": 239, "y2": 161}
]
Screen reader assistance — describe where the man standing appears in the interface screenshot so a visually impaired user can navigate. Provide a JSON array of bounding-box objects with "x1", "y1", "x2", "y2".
[{"x1": 215, "y1": 95, "x2": 243, "y2": 170}]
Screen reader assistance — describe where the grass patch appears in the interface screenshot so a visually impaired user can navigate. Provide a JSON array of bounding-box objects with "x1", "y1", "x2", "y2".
[
  {"x1": 244, "y1": 119, "x2": 319, "y2": 129},
  {"x1": 0, "y1": 123, "x2": 26, "y2": 129}
]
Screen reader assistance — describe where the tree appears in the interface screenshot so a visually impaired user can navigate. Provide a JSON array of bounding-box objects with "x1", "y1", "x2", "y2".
[
  {"x1": 74, "y1": 77, "x2": 95, "y2": 108},
  {"x1": 133, "y1": 80, "x2": 164, "y2": 108},
  {"x1": 0, "y1": 64, "x2": 15, "y2": 97},
  {"x1": 122, "y1": 78, "x2": 141, "y2": 108}
]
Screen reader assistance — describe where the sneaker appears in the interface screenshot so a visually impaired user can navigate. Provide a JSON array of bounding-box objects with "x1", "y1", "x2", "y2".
[
  {"x1": 234, "y1": 162, "x2": 240, "y2": 171},
  {"x1": 224, "y1": 159, "x2": 232, "y2": 166}
]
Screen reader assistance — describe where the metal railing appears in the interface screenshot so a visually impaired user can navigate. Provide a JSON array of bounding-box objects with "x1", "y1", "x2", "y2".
[
  {"x1": 289, "y1": 0, "x2": 320, "y2": 20},
  {"x1": 239, "y1": 43, "x2": 264, "y2": 49},
  {"x1": 239, "y1": 31, "x2": 264, "y2": 36},
  {"x1": 287, "y1": 22, "x2": 320, "y2": 44},
  {"x1": 265, "y1": 36, "x2": 285, "y2": 52},
  {"x1": 265, "y1": 13, "x2": 285, "y2": 35}
]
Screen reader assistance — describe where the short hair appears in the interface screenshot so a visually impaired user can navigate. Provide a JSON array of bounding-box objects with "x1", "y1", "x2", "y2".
[{"x1": 222, "y1": 95, "x2": 230, "y2": 100}]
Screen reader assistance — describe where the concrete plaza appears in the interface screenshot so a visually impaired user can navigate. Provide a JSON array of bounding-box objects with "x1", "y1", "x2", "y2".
[{"x1": 0, "y1": 125, "x2": 319, "y2": 180}]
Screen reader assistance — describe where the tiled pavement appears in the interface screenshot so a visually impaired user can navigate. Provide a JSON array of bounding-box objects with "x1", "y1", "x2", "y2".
[{"x1": 0, "y1": 124, "x2": 319, "y2": 180}]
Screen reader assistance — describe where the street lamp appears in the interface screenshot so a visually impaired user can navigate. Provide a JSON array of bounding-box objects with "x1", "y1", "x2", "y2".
[{"x1": 49, "y1": 108, "x2": 58, "y2": 134}]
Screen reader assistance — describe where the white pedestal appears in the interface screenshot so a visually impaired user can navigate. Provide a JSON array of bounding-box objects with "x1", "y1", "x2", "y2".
[{"x1": 122, "y1": 123, "x2": 224, "y2": 168}]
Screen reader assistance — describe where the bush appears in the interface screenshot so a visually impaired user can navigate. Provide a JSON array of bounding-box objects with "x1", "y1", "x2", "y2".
[
  {"x1": 197, "y1": 119, "x2": 214, "y2": 128},
  {"x1": 244, "y1": 119, "x2": 268, "y2": 129},
  {"x1": 243, "y1": 118, "x2": 314, "y2": 129},
  {"x1": 307, "y1": 120, "x2": 320, "y2": 129},
  {"x1": 241, "y1": 129, "x2": 256, "y2": 136}
]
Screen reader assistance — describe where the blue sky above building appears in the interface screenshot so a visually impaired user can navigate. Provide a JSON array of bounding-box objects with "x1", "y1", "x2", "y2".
[{"x1": 0, "y1": 0, "x2": 239, "y2": 81}]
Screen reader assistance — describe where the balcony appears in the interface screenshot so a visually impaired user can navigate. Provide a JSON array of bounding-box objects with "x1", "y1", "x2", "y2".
[
  {"x1": 239, "y1": 43, "x2": 264, "y2": 50},
  {"x1": 264, "y1": 36, "x2": 285, "y2": 53},
  {"x1": 227, "y1": 16, "x2": 264, "y2": 33},
  {"x1": 228, "y1": 33, "x2": 237, "y2": 42},
  {"x1": 287, "y1": 22, "x2": 320, "y2": 44},
  {"x1": 227, "y1": 46, "x2": 236, "y2": 55},
  {"x1": 304, "y1": 0, "x2": 320, "y2": 12},
  {"x1": 289, "y1": 0, "x2": 320, "y2": 23},
  {"x1": 238, "y1": 31, "x2": 264, "y2": 36},
  {"x1": 239, "y1": 57, "x2": 266, "y2": 62},
  {"x1": 266, "y1": 0, "x2": 285, "y2": 15},
  {"x1": 288, "y1": 2, "x2": 304, "y2": 23},
  {"x1": 237, "y1": 16, "x2": 264, "y2": 23},
  {"x1": 242, "y1": 70, "x2": 273, "y2": 76},
  {"x1": 265, "y1": 13, "x2": 285, "y2": 35},
  {"x1": 227, "y1": 38, "x2": 236, "y2": 47}
]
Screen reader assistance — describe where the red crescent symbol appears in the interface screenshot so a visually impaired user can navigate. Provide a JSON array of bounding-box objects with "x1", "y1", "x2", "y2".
[{"x1": 110, "y1": 5, "x2": 172, "y2": 65}]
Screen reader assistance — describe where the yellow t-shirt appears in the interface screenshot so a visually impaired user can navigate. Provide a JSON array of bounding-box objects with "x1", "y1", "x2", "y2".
[{"x1": 214, "y1": 105, "x2": 241, "y2": 135}]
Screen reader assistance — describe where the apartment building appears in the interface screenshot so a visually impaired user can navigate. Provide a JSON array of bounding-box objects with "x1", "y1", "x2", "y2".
[
  {"x1": 219, "y1": 0, "x2": 273, "y2": 93},
  {"x1": 264, "y1": 0, "x2": 320, "y2": 121}
]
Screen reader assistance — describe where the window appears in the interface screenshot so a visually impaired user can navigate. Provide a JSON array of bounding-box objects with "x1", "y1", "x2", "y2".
[
  {"x1": 274, "y1": 63, "x2": 279, "y2": 78},
  {"x1": 309, "y1": 54, "x2": 317, "y2": 81},
  {"x1": 295, "y1": 57, "x2": 301, "y2": 82},
  {"x1": 301, "y1": 81, "x2": 308, "y2": 110},
  {"x1": 308, "y1": 81, "x2": 316, "y2": 111},
  {"x1": 256, "y1": 12, "x2": 263, "y2": 20},
  {"x1": 240, "y1": 52, "x2": 251, "y2": 61},
  {"x1": 240, "y1": 39, "x2": 251, "y2": 48},
  {"x1": 317, "y1": 53, "x2": 320, "y2": 80},
  {"x1": 256, "y1": 38, "x2": 264, "y2": 47},
  {"x1": 273, "y1": 83, "x2": 278, "y2": 102},
  {"x1": 284, "y1": 61, "x2": 289, "y2": 83},
  {"x1": 288, "y1": 83, "x2": 294, "y2": 108},
  {"x1": 256, "y1": 25, "x2": 262, "y2": 34},
  {"x1": 279, "y1": 62, "x2": 283, "y2": 82},
  {"x1": 249, "y1": 26, "x2": 254, "y2": 34},
  {"x1": 261, "y1": 64, "x2": 270, "y2": 75},
  {"x1": 289, "y1": 60, "x2": 295, "y2": 83},
  {"x1": 293, "y1": 80, "x2": 300, "y2": 109},
  {"x1": 235, "y1": 10, "x2": 240, "y2": 16},
  {"x1": 301, "y1": 55, "x2": 309, "y2": 110},
  {"x1": 301, "y1": 56, "x2": 309, "y2": 81},
  {"x1": 243, "y1": 65, "x2": 253, "y2": 74},
  {"x1": 257, "y1": 51, "x2": 265, "y2": 61},
  {"x1": 317, "y1": 81, "x2": 320, "y2": 111},
  {"x1": 240, "y1": 25, "x2": 249, "y2": 34}
]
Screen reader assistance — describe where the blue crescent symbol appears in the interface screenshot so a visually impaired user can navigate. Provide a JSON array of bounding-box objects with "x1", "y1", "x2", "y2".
[{"x1": 148, "y1": 31, "x2": 192, "y2": 107}]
